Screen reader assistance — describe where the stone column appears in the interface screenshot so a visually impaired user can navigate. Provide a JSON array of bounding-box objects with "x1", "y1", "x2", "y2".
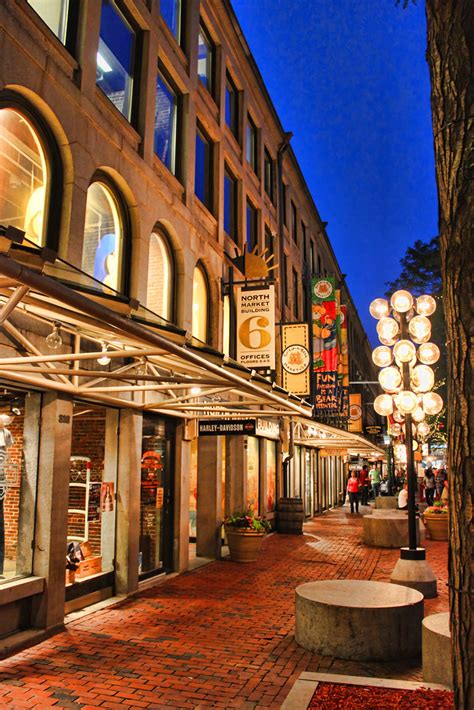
[
  {"x1": 173, "y1": 423, "x2": 191, "y2": 572},
  {"x1": 115, "y1": 409, "x2": 142, "y2": 595},
  {"x1": 225, "y1": 436, "x2": 246, "y2": 515},
  {"x1": 196, "y1": 437, "x2": 222, "y2": 558},
  {"x1": 31, "y1": 394, "x2": 73, "y2": 631}
]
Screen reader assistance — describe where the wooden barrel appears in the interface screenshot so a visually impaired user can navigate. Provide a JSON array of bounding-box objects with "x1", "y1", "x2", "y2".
[{"x1": 277, "y1": 497, "x2": 304, "y2": 534}]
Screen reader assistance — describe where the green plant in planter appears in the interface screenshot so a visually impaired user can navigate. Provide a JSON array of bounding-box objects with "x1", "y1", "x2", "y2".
[{"x1": 224, "y1": 510, "x2": 271, "y2": 533}]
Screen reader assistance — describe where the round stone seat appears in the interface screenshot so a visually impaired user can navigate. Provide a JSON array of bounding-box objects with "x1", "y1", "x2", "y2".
[
  {"x1": 422, "y1": 612, "x2": 452, "y2": 688},
  {"x1": 295, "y1": 580, "x2": 423, "y2": 661},
  {"x1": 363, "y1": 512, "x2": 420, "y2": 547},
  {"x1": 375, "y1": 495, "x2": 398, "y2": 509}
]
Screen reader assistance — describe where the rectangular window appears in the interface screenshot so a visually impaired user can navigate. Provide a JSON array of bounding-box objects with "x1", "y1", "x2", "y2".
[
  {"x1": 282, "y1": 183, "x2": 287, "y2": 226},
  {"x1": 224, "y1": 167, "x2": 238, "y2": 241},
  {"x1": 195, "y1": 126, "x2": 212, "y2": 211},
  {"x1": 246, "y1": 115, "x2": 257, "y2": 172},
  {"x1": 225, "y1": 73, "x2": 239, "y2": 138},
  {"x1": 291, "y1": 201, "x2": 298, "y2": 243},
  {"x1": 28, "y1": 0, "x2": 75, "y2": 46},
  {"x1": 154, "y1": 71, "x2": 178, "y2": 175},
  {"x1": 302, "y1": 222, "x2": 307, "y2": 258},
  {"x1": 161, "y1": 0, "x2": 181, "y2": 43},
  {"x1": 264, "y1": 225, "x2": 274, "y2": 262},
  {"x1": 246, "y1": 200, "x2": 258, "y2": 252},
  {"x1": 293, "y1": 268, "x2": 299, "y2": 319},
  {"x1": 97, "y1": 0, "x2": 136, "y2": 122},
  {"x1": 198, "y1": 23, "x2": 214, "y2": 95},
  {"x1": 264, "y1": 149, "x2": 274, "y2": 201}
]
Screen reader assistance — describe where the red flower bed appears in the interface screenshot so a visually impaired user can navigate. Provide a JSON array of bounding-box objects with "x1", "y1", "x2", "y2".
[{"x1": 309, "y1": 682, "x2": 454, "y2": 709}]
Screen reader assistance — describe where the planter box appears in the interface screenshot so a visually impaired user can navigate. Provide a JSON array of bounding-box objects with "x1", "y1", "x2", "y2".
[
  {"x1": 225, "y1": 528, "x2": 265, "y2": 563},
  {"x1": 76, "y1": 555, "x2": 102, "y2": 579}
]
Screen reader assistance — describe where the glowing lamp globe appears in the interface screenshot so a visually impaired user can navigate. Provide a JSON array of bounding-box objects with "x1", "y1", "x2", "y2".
[
  {"x1": 422, "y1": 392, "x2": 443, "y2": 415},
  {"x1": 393, "y1": 339, "x2": 416, "y2": 363},
  {"x1": 411, "y1": 364, "x2": 435, "y2": 393},
  {"x1": 392, "y1": 409, "x2": 405, "y2": 423},
  {"x1": 417, "y1": 421, "x2": 430, "y2": 438},
  {"x1": 379, "y1": 366, "x2": 402, "y2": 391},
  {"x1": 390, "y1": 422, "x2": 401, "y2": 436},
  {"x1": 412, "y1": 405, "x2": 425, "y2": 423},
  {"x1": 376, "y1": 317, "x2": 399, "y2": 341},
  {"x1": 390, "y1": 290, "x2": 414, "y2": 313},
  {"x1": 412, "y1": 440, "x2": 419, "y2": 451},
  {"x1": 379, "y1": 334, "x2": 399, "y2": 346},
  {"x1": 418, "y1": 342, "x2": 440, "y2": 365},
  {"x1": 373, "y1": 394, "x2": 394, "y2": 417},
  {"x1": 395, "y1": 390, "x2": 418, "y2": 414},
  {"x1": 369, "y1": 298, "x2": 390, "y2": 320},
  {"x1": 408, "y1": 315, "x2": 431, "y2": 341},
  {"x1": 416, "y1": 294, "x2": 437, "y2": 316},
  {"x1": 372, "y1": 345, "x2": 393, "y2": 368}
]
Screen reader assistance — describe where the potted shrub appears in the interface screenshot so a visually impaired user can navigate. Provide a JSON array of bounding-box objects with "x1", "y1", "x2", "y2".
[
  {"x1": 423, "y1": 502, "x2": 449, "y2": 541},
  {"x1": 224, "y1": 511, "x2": 271, "y2": 562}
]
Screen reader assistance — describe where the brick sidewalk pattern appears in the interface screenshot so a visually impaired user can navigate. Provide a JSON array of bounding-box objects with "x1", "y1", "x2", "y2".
[{"x1": 0, "y1": 509, "x2": 448, "y2": 708}]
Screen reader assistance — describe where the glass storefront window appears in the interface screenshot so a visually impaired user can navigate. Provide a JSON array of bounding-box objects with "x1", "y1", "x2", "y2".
[
  {"x1": 67, "y1": 404, "x2": 117, "y2": 584},
  {"x1": 146, "y1": 230, "x2": 174, "y2": 322},
  {"x1": 192, "y1": 265, "x2": 209, "y2": 342},
  {"x1": 96, "y1": 0, "x2": 136, "y2": 122},
  {"x1": 0, "y1": 391, "x2": 39, "y2": 583},
  {"x1": 0, "y1": 108, "x2": 48, "y2": 246},
  {"x1": 28, "y1": 0, "x2": 70, "y2": 44},
  {"x1": 265, "y1": 440, "x2": 276, "y2": 513},
  {"x1": 82, "y1": 181, "x2": 124, "y2": 292},
  {"x1": 246, "y1": 436, "x2": 259, "y2": 513},
  {"x1": 189, "y1": 439, "x2": 198, "y2": 539},
  {"x1": 140, "y1": 416, "x2": 170, "y2": 575}
]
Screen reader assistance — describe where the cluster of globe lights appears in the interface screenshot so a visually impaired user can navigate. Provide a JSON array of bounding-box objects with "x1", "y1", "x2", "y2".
[{"x1": 370, "y1": 290, "x2": 443, "y2": 445}]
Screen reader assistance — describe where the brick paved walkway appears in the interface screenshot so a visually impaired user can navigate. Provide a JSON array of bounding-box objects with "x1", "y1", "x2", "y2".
[{"x1": 0, "y1": 508, "x2": 449, "y2": 709}]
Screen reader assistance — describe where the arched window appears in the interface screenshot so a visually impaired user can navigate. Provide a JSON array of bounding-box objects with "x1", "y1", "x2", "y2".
[
  {"x1": 146, "y1": 230, "x2": 174, "y2": 322},
  {"x1": 0, "y1": 107, "x2": 48, "y2": 246},
  {"x1": 192, "y1": 264, "x2": 209, "y2": 343},
  {"x1": 82, "y1": 181, "x2": 124, "y2": 293}
]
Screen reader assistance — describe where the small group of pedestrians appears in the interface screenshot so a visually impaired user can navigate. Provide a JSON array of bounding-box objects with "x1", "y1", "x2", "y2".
[{"x1": 345, "y1": 464, "x2": 382, "y2": 514}]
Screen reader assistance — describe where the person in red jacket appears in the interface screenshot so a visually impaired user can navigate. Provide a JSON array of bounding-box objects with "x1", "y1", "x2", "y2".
[
  {"x1": 347, "y1": 470, "x2": 361, "y2": 514},
  {"x1": 359, "y1": 464, "x2": 370, "y2": 506}
]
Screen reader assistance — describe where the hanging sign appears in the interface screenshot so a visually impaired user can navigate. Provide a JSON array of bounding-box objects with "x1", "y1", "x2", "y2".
[
  {"x1": 365, "y1": 425, "x2": 382, "y2": 436},
  {"x1": 281, "y1": 323, "x2": 310, "y2": 396},
  {"x1": 198, "y1": 419, "x2": 256, "y2": 436},
  {"x1": 348, "y1": 393, "x2": 363, "y2": 433},
  {"x1": 236, "y1": 286, "x2": 275, "y2": 369},
  {"x1": 312, "y1": 276, "x2": 338, "y2": 372},
  {"x1": 315, "y1": 370, "x2": 339, "y2": 413}
]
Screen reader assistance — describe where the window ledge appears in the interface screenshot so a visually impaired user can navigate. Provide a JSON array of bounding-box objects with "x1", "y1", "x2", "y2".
[
  {"x1": 152, "y1": 156, "x2": 185, "y2": 197},
  {"x1": 0, "y1": 576, "x2": 44, "y2": 606},
  {"x1": 193, "y1": 195, "x2": 217, "y2": 229},
  {"x1": 94, "y1": 88, "x2": 142, "y2": 150}
]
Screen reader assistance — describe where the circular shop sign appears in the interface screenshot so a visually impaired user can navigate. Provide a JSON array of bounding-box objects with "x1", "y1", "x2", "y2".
[
  {"x1": 313, "y1": 279, "x2": 333, "y2": 299},
  {"x1": 349, "y1": 404, "x2": 363, "y2": 421},
  {"x1": 282, "y1": 345, "x2": 310, "y2": 374}
]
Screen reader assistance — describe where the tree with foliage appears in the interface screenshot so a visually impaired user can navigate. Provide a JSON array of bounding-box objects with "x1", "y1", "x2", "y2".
[{"x1": 423, "y1": 1, "x2": 473, "y2": 708}]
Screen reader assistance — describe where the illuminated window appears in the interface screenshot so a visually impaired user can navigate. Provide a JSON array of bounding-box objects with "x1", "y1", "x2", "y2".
[
  {"x1": 192, "y1": 265, "x2": 209, "y2": 343},
  {"x1": 146, "y1": 231, "x2": 174, "y2": 322},
  {"x1": 27, "y1": 0, "x2": 77, "y2": 49},
  {"x1": 82, "y1": 182, "x2": 124, "y2": 292},
  {"x1": 0, "y1": 108, "x2": 48, "y2": 246},
  {"x1": 96, "y1": 0, "x2": 136, "y2": 122}
]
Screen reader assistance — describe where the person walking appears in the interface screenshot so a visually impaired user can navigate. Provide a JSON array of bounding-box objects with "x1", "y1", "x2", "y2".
[
  {"x1": 369, "y1": 464, "x2": 381, "y2": 498},
  {"x1": 359, "y1": 464, "x2": 370, "y2": 506},
  {"x1": 435, "y1": 468, "x2": 447, "y2": 500},
  {"x1": 424, "y1": 467, "x2": 436, "y2": 506},
  {"x1": 347, "y1": 470, "x2": 360, "y2": 514}
]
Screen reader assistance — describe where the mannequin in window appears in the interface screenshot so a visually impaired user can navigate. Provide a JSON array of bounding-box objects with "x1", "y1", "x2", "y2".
[{"x1": 0, "y1": 414, "x2": 14, "y2": 577}]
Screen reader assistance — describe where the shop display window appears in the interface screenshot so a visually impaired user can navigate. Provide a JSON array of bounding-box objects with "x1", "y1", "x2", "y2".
[
  {"x1": 189, "y1": 439, "x2": 198, "y2": 539},
  {"x1": 192, "y1": 264, "x2": 209, "y2": 343},
  {"x1": 146, "y1": 230, "x2": 174, "y2": 322},
  {"x1": 265, "y1": 440, "x2": 276, "y2": 513},
  {"x1": 67, "y1": 404, "x2": 117, "y2": 585},
  {"x1": 246, "y1": 436, "x2": 259, "y2": 513},
  {"x1": 0, "y1": 108, "x2": 48, "y2": 246}
]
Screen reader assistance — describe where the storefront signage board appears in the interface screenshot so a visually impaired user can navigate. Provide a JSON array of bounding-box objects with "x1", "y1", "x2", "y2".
[
  {"x1": 365, "y1": 425, "x2": 382, "y2": 435},
  {"x1": 236, "y1": 286, "x2": 275, "y2": 369},
  {"x1": 255, "y1": 418, "x2": 280, "y2": 440},
  {"x1": 348, "y1": 393, "x2": 363, "y2": 433},
  {"x1": 198, "y1": 419, "x2": 256, "y2": 436},
  {"x1": 315, "y1": 370, "x2": 339, "y2": 413},
  {"x1": 281, "y1": 323, "x2": 310, "y2": 396}
]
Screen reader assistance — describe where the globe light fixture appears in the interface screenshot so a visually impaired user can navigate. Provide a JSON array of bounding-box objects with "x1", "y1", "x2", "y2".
[
  {"x1": 373, "y1": 394, "x2": 394, "y2": 417},
  {"x1": 390, "y1": 422, "x2": 401, "y2": 436},
  {"x1": 391, "y1": 290, "x2": 414, "y2": 313},
  {"x1": 379, "y1": 334, "x2": 399, "y2": 346},
  {"x1": 372, "y1": 345, "x2": 393, "y2": 368},
  {"x1": 369, "y1": 298, "x2": 390, "y2": 320},
  {"x1": 392, "y1": 409, "x2": 405, "y2": 423},
  {"x1": 422, "y1": 391, "x2": 444, "y2": 415},
  {"x1": 416, "y1": 294, "x2": 437, "y2": 316},
  {"x1": 46, "y1": 322, "x2": 63, "y2": 350},
  {"x1": 395, "y1": 390, "x2": 418, "y2": 414},
  {"x1": 411, "y1": 364, "x2": 435, "y2": 393},
  {"x1": 393, "y1": 339, "x2": 416, "y2": 363},
  {"x1": 408, "y1": 315, "x2": 431, "y2": 341},
  {"x1": 412, "y1": 405, "x2": 426, "y2": 423},
  {"x1": 379, "y1": 366, "x2": 402, "y2": 392},
  {"x1": 97, "y1": 342, "x2": 111, "y2": 366},
  {"x1": 376, "y1": 317, "x2": 399, "y2": 341},
  {"x1": 418, "y1": 342, "x2": 440, "y2": 365},
  {"x1": 417, "y1": 421, "x2": 431, "y2": 438}
]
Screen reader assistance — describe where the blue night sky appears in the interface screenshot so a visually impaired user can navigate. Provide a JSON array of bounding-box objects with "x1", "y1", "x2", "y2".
[{"x1": 231, "y1": 0, "x2": 438, "y2": 343}]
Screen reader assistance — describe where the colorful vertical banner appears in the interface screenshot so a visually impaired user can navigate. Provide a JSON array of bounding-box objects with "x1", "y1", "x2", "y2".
[
  {"x1": 311, "y1": 276, "x2": 338, "y2": 371},
  {"x1": 348, "y1": 393, "x2": 363, "y2": 433},
  {"x1": 315, "y1": 371, "x2": 339, "y2": 413},
  {"x1": 281, "y1": 323, "x2": 311, "y2": 396},
  {"x1": 339, "y1": 303, "x2": 349, "y2": 419},
  {"x1": 236, "y1": 286, "x2": 275, "y2": 369}
]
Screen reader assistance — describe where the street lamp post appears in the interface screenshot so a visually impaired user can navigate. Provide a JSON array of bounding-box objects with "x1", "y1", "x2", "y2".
[{"x1": 370, "y1": 290, "x2": 441, "y2": 597}]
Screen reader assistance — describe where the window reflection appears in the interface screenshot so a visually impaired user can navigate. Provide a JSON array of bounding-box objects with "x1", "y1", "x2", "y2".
[
  {"x1": 192, "y1": 265, "x2": 208, "y2": 342},
  {"x1": 197, "y1": 25, "x2": 213, "y2": 93},
  {"x1": 154, "y1": 73, "x2": 178, "y2": 175},
  {"x1": 161, "y1": 0, "x2": 181, "y2": 43},
  {"x1": 82, "y1": 182, "x2": 123, "y2": 292},
  {"x1": 96, "y1": 0, "x2": 135, "y2": 122},
  {"x1": 0, "y1": 108, "x2": 48, "y2": 246},
  {"x1": 147, "y1": 231, "x2": 173, "y2": 322}
]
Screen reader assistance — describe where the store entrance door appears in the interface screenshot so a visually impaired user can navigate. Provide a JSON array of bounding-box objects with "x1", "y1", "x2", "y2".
[{"x1": 139, "y1": 416, "x2": 175, "y2": 578}]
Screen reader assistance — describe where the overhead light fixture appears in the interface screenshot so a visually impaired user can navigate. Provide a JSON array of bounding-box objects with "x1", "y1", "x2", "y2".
[
  {"x1": 97, "y1": 342, "x2": 111, "y2": 366},
  {"x1": 97, "y1": 52, "x2": 113, "y2": 73},
  {"x1": 46, "y1": 321, "x2": 62, "y2": 350},
  {"x1": 135, "y1": 358, "x2": 147, "y2": 376}
]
